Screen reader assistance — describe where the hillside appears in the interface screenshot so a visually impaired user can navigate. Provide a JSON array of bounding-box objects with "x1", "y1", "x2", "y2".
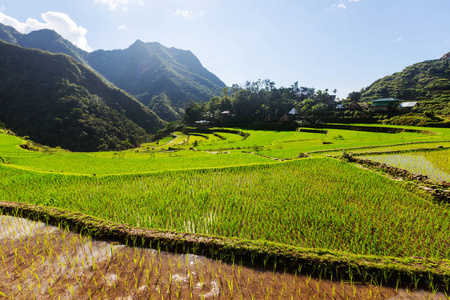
[
  {"x1": 0, "y1": 24, "x2": 226, "y2": 122},
  {"x1": 87, "y1": 40, "x2": 226, "y2": 122},
  {"x1": 0, "y1": 23, "x2": 21, "y2": 44},
  {"x1": 360, "y1": 54, "x2": 450, "y2": 113},
  {"x1": 0, "y1": 23, "x2": 89, "y2": 65},
  {"x1": 0, "y1": 41, "x2": 165, "y2": 151}
]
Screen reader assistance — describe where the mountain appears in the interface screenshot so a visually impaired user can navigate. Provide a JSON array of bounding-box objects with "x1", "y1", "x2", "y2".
[
  {"x1": 360, "y1": 54, "x2": 450, "y2": 105},
  {"x1": 0, "y1": 40, "x2": 165, "y2": 152},
  {"x1": 87, "y1": 40, "x2": 226, "y2": 122},
  {"x1": 0, "y1": 24, "x2": 227, "y2": 122},
  {"x1": 441, "y1": 51, "x2": 450, "y2": 60},
  {"x1": 0, "y1": 24, "x2": 89, "y2": 65},
  {"x1": 0, "y1": 23, "x2": 22, "y2": 44}
]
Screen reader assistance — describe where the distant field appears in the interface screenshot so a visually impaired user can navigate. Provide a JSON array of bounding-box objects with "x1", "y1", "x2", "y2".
[
  {"x1": 1, "y1": 125, "x2": 449, "y2": 175},
  {"x1": 0, "y1": 135, "x2": 275, "y2": 175}
]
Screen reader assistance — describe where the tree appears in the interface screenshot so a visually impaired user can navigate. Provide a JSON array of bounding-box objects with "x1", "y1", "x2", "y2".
[
  {"x1": 348, "y1": 91, "x2": 361, "y2": 103},
  {"x1": 184, "y1": 101, "x2": 205, "y2": 123},
  {"x1": 298, "y1": 97, "x2": 327, "y2": 123}
]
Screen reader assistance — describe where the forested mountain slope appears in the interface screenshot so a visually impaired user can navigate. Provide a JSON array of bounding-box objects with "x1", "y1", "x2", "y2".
[
  {"x1": 0, "y1": 24, "x2": 226, "y2": 122},
  {"x1": 361, "y1": 54, "x2": 450, "y2": 104},
  {"x1": 87, "y1": 40, "x2": 226, "y2": 121},
  {"x1": 0, "y1": 23, "x2": 89, "y2": 65},
  {"x1": 0, "y1": 41, "x2": 165, "y2": 151}
]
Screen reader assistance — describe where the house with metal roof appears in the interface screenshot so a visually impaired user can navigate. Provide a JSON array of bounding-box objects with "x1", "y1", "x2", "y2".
[
  {"x1": 370, "y1": 98, "x2": 402, "y2": 111},
  {"x1": 399, "y1": 102, "x2": 418, "y2": 111}
]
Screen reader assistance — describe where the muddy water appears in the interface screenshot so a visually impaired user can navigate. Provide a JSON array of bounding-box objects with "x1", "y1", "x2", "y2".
[{"x1": 0, "y1": 215, "x2": 447, "y2": 299}]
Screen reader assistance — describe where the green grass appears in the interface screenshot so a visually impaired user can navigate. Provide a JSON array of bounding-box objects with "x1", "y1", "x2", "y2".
[
  {"x1": 1, "y1": 158, "x2": 448, "y2": 259},
  {"x1": 2, "y1": 150, "x2": 276, "y2": 176},
  {"x1": 420, "y1": 149, "x2": 450, "y2": 174},
  {"x1": 1, "y1": 124, "x2": 450, "y2": 174}
]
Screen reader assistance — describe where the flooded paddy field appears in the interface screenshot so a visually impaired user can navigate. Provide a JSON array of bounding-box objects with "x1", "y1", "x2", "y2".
[
  {"x1": 0, "y1": 215, "x2": 448, "y2": 299},
  {"x1": 362, "y1": 150, "x2": 450, "y2": 182}
]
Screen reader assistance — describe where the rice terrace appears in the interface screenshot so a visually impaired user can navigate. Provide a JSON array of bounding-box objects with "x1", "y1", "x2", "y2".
[
  {"x1": 2, "y1": 1, "x2": 450, "y2": 299},
  {"x1": 0, "y1": 123, "x2": 449, "y2": 299}
]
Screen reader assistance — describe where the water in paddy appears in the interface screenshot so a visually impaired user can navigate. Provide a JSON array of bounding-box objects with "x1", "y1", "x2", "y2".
[
  {"x1": 0, "y1": 215, "x2": 446, "y2": 299},
  {"x1": 363, "y1": 154, "x2": 450, "y2": 182}
]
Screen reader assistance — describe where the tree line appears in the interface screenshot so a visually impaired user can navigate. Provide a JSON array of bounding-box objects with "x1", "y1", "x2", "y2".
[{"x1": 184, "y1": 80, "x2": 339, "y2": 125}]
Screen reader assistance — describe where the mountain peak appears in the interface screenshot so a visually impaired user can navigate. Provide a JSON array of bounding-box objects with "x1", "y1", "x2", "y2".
[
  {"x1": 0, "y1": 23, "x2": 22, "y2": 44},
  {"x1": 0, "y1": 25, "x2": 89, "y2": 64},
  {"x1": 132, "y1": 39, "x2": 145, "y2": 46}
]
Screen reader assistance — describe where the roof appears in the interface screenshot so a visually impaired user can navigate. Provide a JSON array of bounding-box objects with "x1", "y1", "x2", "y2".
[
  {"x1": 372, "y1": 98, "x2": 402, "y2": 103},
  {"x1": 288, "y1": 108, "x2": 298, "y2": 115},
  {"x1": 195, "y1": 120, "x2": 210, "y2": 124},
  {"x1": 279, "y1": 114, "x2": 290, "y2": 122},
  {"x1": 399, "y1": 102, "x2": 418, "y2": 108},
  {"x1": 294, "y1": 91, "x2": 310, "y2": 97},
  {"x1": 371, "y1": 98, "x2": 402, "y2": 106}
]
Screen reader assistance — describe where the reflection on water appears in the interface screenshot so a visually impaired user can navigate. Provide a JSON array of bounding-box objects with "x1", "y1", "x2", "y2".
[
  {"x1": 363, "y1": 154, "x2": 450, "y2": 182},
  {"x1": 0, "y1": 215, "x2": 446, "y2": 299}
]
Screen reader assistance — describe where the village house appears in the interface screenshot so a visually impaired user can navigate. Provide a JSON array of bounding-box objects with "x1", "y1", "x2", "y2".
[
  {"x1": 398, "y1": 102, "x2": 418, "y2": 111},
  {"x1": 370, "y1": 98, "x2": 402, "y2": 111}
]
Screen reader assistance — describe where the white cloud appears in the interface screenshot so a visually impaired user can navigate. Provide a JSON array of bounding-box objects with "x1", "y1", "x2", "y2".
[
  {"x1": 326, "y1": 3, "x2": 347, "y2": 10},
  {"x1": 0, "y1": 11, "x2": 92, "y2": 52},
  {"x1": 0, "y1": 5, "x2": 5, "y2": 11},
  {"x1": 174, "y1": 10, "x2": 204, "y2": 19},
  {"x1": 118, "y1": 24, "x2": 127, "y2": 31},
  {"x1": 349, "y1": 0, "x2": 360, "y2": 2},
  {"x1": 395, "y1": 37, "x2": 402, "y2": 42},
  {"x1": 94, "y1": 0, "x2": 143, "y2": 10}
]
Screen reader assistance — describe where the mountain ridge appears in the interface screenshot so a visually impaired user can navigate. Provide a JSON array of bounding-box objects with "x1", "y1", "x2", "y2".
[
  {"x1": 87, "y1": 40, "x2": 226, "y2": 121},
  {"x1": 0, "y1": 23, "x2": 226, "y2": 122},
  {"x1": 0, "y1": 24, "x2": 89, "y2": 64},
  {"x1": 0, "y1": 40, "x2": 165, "y2": 151}
]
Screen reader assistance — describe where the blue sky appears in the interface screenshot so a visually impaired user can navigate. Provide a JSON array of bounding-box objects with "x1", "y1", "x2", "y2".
[{"x1": 1, "y1": 0, "x2": 449, "y2": 99}]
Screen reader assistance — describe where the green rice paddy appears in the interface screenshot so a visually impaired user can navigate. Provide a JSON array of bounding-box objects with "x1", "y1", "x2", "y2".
[
  {"x1": 1, "y1": 125, "x2": 450, "y2": 268},
  {"x1": 1, "y1": 159, "x2": 449, "y2": 260},
  {"x1": 1, "y1": 125, "x2": 450, "y2": 259}
]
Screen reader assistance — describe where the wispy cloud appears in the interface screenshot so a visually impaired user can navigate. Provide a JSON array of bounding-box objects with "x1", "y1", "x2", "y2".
[
  {"x1": 327, "y1": 0, "x2": 360, "y2": 10},
  {"x1": 0, "y1": 5, "x2": 5, "y2": 11},
  {"x1": 0, "y1": 11, "x2": 92, "y2": 52},
  {"x1": 94, "y1": 0, "x2": 143, "y2": 10},
  {"x1": 395, "y1": 37, "x2": 402, "y2": 42},
  {"x1": 174, "y1": 10, "x2": 204, "y2": 20},
  {"x1": 118, "y1": 24, "x2": 127, "y2": 31},
  {"x1": 326, "y1": 3, "x2": 347, "y2": 10}
]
